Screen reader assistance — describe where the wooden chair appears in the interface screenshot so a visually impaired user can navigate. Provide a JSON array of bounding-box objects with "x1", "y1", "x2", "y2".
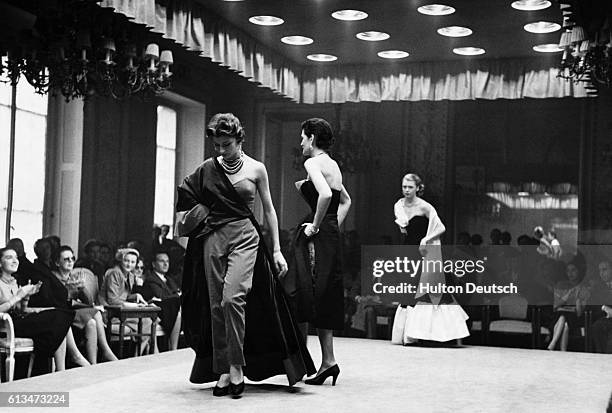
[{"x1": 0, "y1": 312, "x2": 35, "y2": 382}]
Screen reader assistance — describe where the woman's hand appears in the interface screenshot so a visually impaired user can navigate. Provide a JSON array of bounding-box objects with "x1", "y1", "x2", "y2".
[
  {"x1": 18, "y1": 281, "x2": 42, "y2": 298},
  {"x1": 301, "y1": 222, "x2": 319, "y2": 238},
  {"x1": 418, "y1": 237, "x2": 429, "y2": 256},
  {"x1": 273, "y1": 251, "x2": 288, "y2": 278},
  {"x1": 133, "y1": 293, "x2": 147, "y2": 305}
]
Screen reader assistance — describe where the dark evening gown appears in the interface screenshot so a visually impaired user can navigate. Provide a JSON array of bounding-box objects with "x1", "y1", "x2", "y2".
[
  {"x1": 402, "y1": 215, "x2": 469, "y2": 342},
  {"x1": 284, "y1": 180, "x2": 344, "y2": 330}
]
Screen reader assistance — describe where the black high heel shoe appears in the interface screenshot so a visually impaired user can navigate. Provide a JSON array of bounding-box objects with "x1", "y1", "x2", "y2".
[{"x1": 304, "y1": 364, "x2": 340, "y2": 386}]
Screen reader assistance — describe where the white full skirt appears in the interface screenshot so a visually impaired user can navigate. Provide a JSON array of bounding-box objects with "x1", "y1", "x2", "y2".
[{"x1": 403, "y1": 301, "x2": 470, "y2": 342}]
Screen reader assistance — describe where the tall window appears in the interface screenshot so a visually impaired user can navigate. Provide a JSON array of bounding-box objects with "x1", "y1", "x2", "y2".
[
  {"x1": 0, "y1": 77, "x2": 48, "y2": 256},
  {"x1": 154, "y1": 105, "x2": 177, "y2": 235}
]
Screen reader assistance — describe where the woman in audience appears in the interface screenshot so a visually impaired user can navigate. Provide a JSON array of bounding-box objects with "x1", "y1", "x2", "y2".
[
  {"x1": 54, "y1": 246, "x2": 118, "y2": 363},
  {"x1": 133, "y1": 257, "x2": 146, "y2": 289},
  {"x1": 547, "y1": 257, "x2": 589, "y2": 351},
  {"x1": 0, "y1": 247, "x2": 73, "y2": 374},
  {"x1": 98, "y1": 248, "x2": 152, "y2": 355},
  {"x1": 19, "y1": 239, "x2": 90, "y2": 368}
]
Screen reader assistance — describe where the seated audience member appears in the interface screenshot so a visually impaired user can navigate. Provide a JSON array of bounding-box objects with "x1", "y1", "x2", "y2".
[
  {"x1": 98, "y1": 248, "x2": 154, "y2": 355},
  {"x1": 142, "y1": 251, "x2": 181, "y2": 350},
  {"x1": 500, "y1": 231, "x2": 512, "y2": 246},
  {"x1": 54, "y1": 246, "x2": 118, "y2": 363},
  {"x1": 98, "y1": 242, "x2": 114, "y2": 272},
  {"x1": 547, "y1": 258, "x2": 589, "y2": 351},
  {"x1": 17, "y1": 239, "x2": 90, "y2": 367},
  {"x1": 75, "y1": 239, "x2": 105, "y2": 282},
  {"x1": 0, "y1": 247, "x2": 73, "y2": 375},
  {"x1": 589, "y1": 260, "x2": 612, "y2": 353},
  {"x1": 133, "y1": 258, "x2": 146, "y2": 289}
]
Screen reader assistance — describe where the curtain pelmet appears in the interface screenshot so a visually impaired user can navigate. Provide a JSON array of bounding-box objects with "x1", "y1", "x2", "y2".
[{"x1": 99, "y1": 1, "x2": 588, "y2": 103}]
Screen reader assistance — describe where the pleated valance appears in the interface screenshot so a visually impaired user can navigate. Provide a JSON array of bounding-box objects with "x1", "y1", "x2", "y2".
[
  {"x1": 301, "y1": 58, "x2": 589, "y2": 103},
  {"x1": 99, "y1": 0, "x2": 302, "y2": 100},
  {"x1": 99, "y1": 0, "x2": 589, "y2": 103}
]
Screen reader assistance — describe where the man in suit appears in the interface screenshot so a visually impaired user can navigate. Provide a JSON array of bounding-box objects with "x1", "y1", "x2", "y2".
[
  {"x1": 590, "y1": 260, "x2": 612, "y2": 353},
  {"x1": 143, "y1": 251, "x2": 181, "y2": 350}
]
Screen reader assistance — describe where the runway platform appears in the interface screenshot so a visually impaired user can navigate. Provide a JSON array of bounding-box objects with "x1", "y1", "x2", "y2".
[{"x1": 1, "y1": 337, "x2": 611, "y2": 412}]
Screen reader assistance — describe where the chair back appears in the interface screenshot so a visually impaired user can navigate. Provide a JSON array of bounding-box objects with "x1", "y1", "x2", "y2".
[
  {"x1": 498, "y1": 295, "x2": 528, "y2": 320},
  {"x1": 73, "y1": 267, "x2": 99, "y2": 305}
]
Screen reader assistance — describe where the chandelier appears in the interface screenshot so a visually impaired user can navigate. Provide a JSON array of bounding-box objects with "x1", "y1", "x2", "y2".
[
  {"x1": 557, "y1": 1, "x2": 612, "y2": 91},
  {"x1": 0, "y1": 1, "x2": 174, "y2": 101}
]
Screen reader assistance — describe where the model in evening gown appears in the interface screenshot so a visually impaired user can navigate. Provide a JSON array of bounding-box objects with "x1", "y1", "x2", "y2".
[{"x1": 394, "y1": 174, "x2": 469, "y2": 343}]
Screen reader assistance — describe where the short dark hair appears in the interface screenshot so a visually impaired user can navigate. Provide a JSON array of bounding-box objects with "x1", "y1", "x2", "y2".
[
  {"x1": 206, "y1": 113, "x2": 245, "y2": 142},
  {"x1": 0, "y1": 247, "x2": 15, "y2": 260},
  {"x1": 58, "y1": 245, "x2": 74, "y2": 256},
  {"x1": 301, "y1": 118, "x2": 335, "y2": 150}
]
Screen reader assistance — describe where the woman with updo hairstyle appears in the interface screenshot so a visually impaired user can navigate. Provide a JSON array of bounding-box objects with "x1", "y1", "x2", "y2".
[
  {"x1": 177, "y1": 112, "x2": 314, "y2": 397},
  {"x1": 393, "y1": 173, "x2": 469, "y2": 343},
  {"x1": 284, "y1": 117, "x2": 352, "y2": 386}
]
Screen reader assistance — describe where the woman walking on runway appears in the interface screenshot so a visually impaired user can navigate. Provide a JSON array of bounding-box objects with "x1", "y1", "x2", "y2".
[
  {"x1": 177, "y1": 113, "x2": 314, "y2": 398},
  {"x1": 285, "y1": 118, "x2": 351, "y2": 386},
  {"x1": 394, "y1": 173, "x2": 469, "y2": 343}
]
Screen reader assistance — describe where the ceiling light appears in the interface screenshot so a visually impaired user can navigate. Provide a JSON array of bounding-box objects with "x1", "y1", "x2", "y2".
[
  {"x1": 524, "y1": 21, "x2": 561, "y2": 33},
  {"x1": 223, "y1": 0, "x2": 245, "y2": 2},
  {"x1": 378, "y1": 50, "x2": 410, "y2": 59},
  {"x1": 356, "y1": 31, "x2": 390, "y2": 41},
  {"x1": 511, "y1": 1, "x2": 551, "y2": 11},
  {"x1": 533, "y1": 43, "x2": 563, "y2": 53},
  {"x1": 331, "y1": 10, "x2": 368, "y2": 21},
  {"x1": 281, "y1": 36, "x2": 314, "y2": 45},
  {"x1": 307, "y1": 54, "x2": 337, "y2": 62},
  {"x1": 453, "y1": 47, "x2": 486, "y2": 56},
  {"x1": 437, "y1": 26, "x2": 472, "y2": 37},
  {"x1": 248, "y1": 16, "x2": 284, "y2": 26},
  {"x1": 417, "y1": 4, "x2": 456, "y2": 16}
]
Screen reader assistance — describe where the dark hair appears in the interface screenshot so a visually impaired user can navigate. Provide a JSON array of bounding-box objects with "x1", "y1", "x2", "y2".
[
  {"x1": 33, "y1": 238, "x2": 51, "y2": 259},
  {"x1": 301, "y1": 118, "x2": 335, "y2": 150},
  {"x1": 206, "y1": 113, "x2": 245, "y2": 142},
  {"x1": 58, "y1": 245, "x2": 74, "y2": 256},
  {"x1": 83, "y1": 239, "x2": 100, "y2": 254},
  {"x1": 402, "y1": 173, "x2": 425, "y2": 196},
  {"x1": 0, "y1": 247, "x2": 15, "y2": 259},
  {"x1": 152, "y1": 250, "x2": 169, "y2": 261},
  {"x1": 500, "y1": 231, "x2": 512, "y2": 244}
]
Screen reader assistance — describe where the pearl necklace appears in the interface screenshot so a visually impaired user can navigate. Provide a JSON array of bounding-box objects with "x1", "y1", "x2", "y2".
[{"x1": 220, "y1": 152, "x2": 244, "y2": 175}]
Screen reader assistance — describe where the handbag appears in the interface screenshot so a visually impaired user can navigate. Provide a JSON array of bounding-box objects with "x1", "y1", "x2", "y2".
[{"x1": 391, "y1": 304, "x2": 407, "y2": 344}]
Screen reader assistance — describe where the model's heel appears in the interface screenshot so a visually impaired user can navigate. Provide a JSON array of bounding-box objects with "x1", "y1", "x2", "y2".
[{"x1": 305, "y1": 364, "x2": 340, "y2": 386}]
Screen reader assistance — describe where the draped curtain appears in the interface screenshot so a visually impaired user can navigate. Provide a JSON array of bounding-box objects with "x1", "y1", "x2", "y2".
[
  {"x1": 100, "y1": 0, "x2": 589, "y2": 103},
  {"x1": 301, "y1": 59, "x2": 589, "y2": 103}
]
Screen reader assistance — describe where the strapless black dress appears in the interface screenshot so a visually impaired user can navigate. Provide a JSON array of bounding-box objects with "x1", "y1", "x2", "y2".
[{"x1": 283, "y1": 181, "x2": 344, "y2": 330}]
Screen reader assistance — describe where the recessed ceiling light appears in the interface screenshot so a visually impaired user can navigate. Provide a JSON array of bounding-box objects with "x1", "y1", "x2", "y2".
[
  {"x1": 453, "y1": 47, "x2": 486, "y2": 56},
  {"x1": 524, "y1": 21, "x2": 561, "y2": 33},
  {"x1": 378, "y1": 50, "x2": 410, "y2": 59},
  {"x1": 281, "y1": 36, "x2": 314, "y2": 45},
  {"x1": 417, "y1": 4, "x2": 456, "y2": 16},
  {"x1": 307, "y1": 54, "x2": 337, "y2": 62},
  {"x1": 248, "y1": 15, "x2": 284, "y2": 26},
  {"x1": 223, "y1": 0, "x2": 245, "y2": 2},
  {"x1": 511, "y1": 1, "x2": 551, "y2": 11},
  {"x1": 533, "y1": 43, "x2": 564, "y2": 53},
  {"x1": 356, "y1": 31, "x2": 390, "y2": 41},
  {"x1": 331, "y1": 10, "x2": 368, "y2": 21},
  {"x1": 437, "y1": 26, "x2": 473, "y2": 37}
]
